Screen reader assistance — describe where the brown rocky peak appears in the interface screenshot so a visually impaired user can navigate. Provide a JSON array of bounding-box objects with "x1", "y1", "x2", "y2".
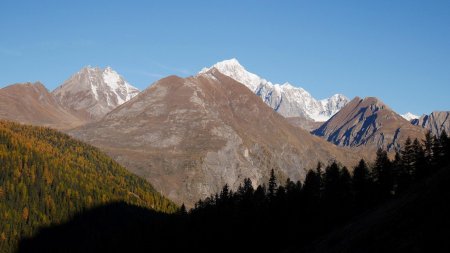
[
  {"x1": 313, "y1": 96, "x2": 424, "y2": 152},
  {"x1": 0, "y1": 82, "x2": 87, "y2": 129}
]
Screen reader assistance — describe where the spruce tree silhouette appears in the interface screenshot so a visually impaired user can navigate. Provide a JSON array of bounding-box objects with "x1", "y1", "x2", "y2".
[
  {"x1": 339, "y1": 167, "x2": 352, "y2": 203},
  {"x1": 268, "y1": 169, "x2": 277, "y2": 199},
  {"x1": 352, "y1": 159, "x2": 373, "y2": 209},
  {"x1": 412, "y1": 138, "x2": 427, "y2": 180},
  {"x1": 323, "y1": 161, "x2": 341, "y2": 206},
  {"x1": 303, "y1": 169, "x2": 321, "y2": 204},
  {"x1": 423, "y1": 131, "x2": 434, "y2": 165},
  {"x1": 440, "y1": 130, "x2": 450, "y2": 164},
  {"x1": 373, "y1": 148, "x2": 393, "y2": 200}
]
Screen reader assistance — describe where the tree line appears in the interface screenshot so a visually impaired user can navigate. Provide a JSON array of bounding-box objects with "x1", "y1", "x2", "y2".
[{"x1": 186, "y1": 130, "x2": 450, "y2": 252}]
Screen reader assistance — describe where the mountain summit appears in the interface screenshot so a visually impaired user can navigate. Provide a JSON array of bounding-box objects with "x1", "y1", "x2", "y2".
[
  {"x1": 313, "y1": 97, "x2": 425, "y2": 151},
  {"x1": 200, "y1": 59, "x2": 349, "y2": 121},
  {"x1": 52, "y1": 66, "x2": 139, "y2": 120},
  {"x1": 0, "y1": 82, "x2": 86, "y2": 129}
]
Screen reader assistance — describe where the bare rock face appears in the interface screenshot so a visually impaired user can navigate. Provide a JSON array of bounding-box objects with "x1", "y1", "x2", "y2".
[
  {"x1": 411, "y1": 111, "x2": 450, "y2": 137},
  {"x1": 0, "y1": 82, "x2": 86, "y2": 129},
  {"x1": 312, "y1": 97, "x2": 425, "y2": 152},
  {"x1": 70, "y1": 69, "x2": 360, "y2": 206},
  {"x1": 52, "y1": 66, "x2": 139, "y2": 120}
]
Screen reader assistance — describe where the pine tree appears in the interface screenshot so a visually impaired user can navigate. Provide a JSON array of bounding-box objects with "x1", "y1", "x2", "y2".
[
  {"x1": 268, "y1": 169, "x2": 277, "y2": 199},
  {"x1": 423, "y1": 131, "x2": 434, "y2": 164},
  {"x1": 220, "y1": 184, "x2": 230, "y2": 201},
  {"x1": 440, "y1": 130, "x2": 450, "y2": 164},
  {"x1": 432, "y1": 135, "x2": 444, "y2": 167},
  {"x1": 302, "y1": 169, "x2": 321, "y2": 204},
  {"x1": 323, "y1": 161, "x2": 341, "y2": 204},
  {"x1": 401, "y1": 137, "x2": 414, "y2": 177},
  {"x1": 373, "y1": 148, "x2": 393, "y2": 200},
  {"x1": 339, "y1": 167, "x2": 352, "y2": 208},
  {"x1": 412, "y1": 138, "x2": 427, "y2": 180},
  {"x1": 352, "y1": 159, "x2": 372, "y2": 208},
  {"x1": 178, "y1": 203, "x2": 187, "y2": 215}
]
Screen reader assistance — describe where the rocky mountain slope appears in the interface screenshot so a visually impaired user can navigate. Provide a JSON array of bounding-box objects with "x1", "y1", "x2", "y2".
[
  {"x1": 200, "y1": 59, "x2": 349, "y2": 122},
  {"x1": 52, "y1": 66, "x2": 139, "y2": 120},
  {"x1": 312, "y1": 97, "x2": 425, "y2": 152},
  {"x1": 411, "y1": 111, "x2": 450, "y2": 137},
  {"x1": 0, "y1": 82, "x2": 87, "y2": 129},
  {"x1": 70, "y1": 69, "x2": 360, "y2": 206}
]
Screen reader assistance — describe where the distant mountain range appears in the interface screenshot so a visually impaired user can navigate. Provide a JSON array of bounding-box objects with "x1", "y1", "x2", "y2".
[
  {"x1": 200, "y1": 59, "x2": 349, "y2": 122},
  {"x1": 0, "y1": 59, "x2": 448, "y2": 206}
]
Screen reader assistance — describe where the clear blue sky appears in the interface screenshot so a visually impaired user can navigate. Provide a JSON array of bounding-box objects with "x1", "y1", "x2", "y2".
[{"x1": 1, "y1": 0, "x2": 449, "y2": 115}]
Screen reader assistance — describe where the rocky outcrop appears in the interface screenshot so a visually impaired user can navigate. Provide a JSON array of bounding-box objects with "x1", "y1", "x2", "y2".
[{"x1": 411, "y1": 111, "x2": 450, "y2": 137}]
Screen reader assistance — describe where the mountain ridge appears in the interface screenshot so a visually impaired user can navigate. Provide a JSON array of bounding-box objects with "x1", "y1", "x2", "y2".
[
  {"x1": 0, "y1": 82, "x2": 87, "y2": 129},
  {"x1": 411, "y1": 111, "x2": 450, "y2": 137},
  {"x1": 200, "y1": 59, "x2": 349, "y2": 122}
]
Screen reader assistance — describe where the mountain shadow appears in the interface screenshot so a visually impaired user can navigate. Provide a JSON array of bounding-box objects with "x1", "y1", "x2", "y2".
[{"x1": 17, "y1": 202, "x2": 185, "y2": 253}]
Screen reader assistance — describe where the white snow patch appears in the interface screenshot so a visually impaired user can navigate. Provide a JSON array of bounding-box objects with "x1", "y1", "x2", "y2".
[
  {"x1": 401, "y1": 112, "x2": 419, "y2": 121},
  {"x1": 102, "y1": 67, "x2": 140, "y2": 106}
]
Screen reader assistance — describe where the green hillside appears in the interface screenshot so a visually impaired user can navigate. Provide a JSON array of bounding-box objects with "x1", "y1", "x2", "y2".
[{"x1": 0, "y1": 121, "x2": 177, "y2": 252}]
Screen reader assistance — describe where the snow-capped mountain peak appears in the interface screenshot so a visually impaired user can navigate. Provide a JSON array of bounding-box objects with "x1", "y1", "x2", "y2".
[
  {"x1": 401, "y1": 112, "x2": 419, "y2": 121},
  {"x1": 199, "y1": 59, "x2": 349, "y2": 122},
  {"x1": 200, "y1": 58, "x2": 266, "y2": 92},
  {"x1": 52, "y1": 66, "x2": 139, "y2": 119},
  {"x1": 102, "y1": 66, "x2": 138, "y2": 105}
]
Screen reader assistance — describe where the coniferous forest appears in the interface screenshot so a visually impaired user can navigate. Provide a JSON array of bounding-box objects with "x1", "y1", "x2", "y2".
[
  {"x1": 9, "y1": 121, "x2": 450, "y2": 253},
  {"x1": 0, "y1": 121, "x2": 177, "y2": 253}
]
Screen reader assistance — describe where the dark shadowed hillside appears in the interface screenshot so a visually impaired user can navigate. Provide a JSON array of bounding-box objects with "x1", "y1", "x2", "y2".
[{"x1": 300, "y1": 166, "x2": 450, "y2": 253}]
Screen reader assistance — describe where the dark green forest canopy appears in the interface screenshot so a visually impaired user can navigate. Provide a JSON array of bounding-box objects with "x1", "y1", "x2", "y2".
[{"x1": 0, "y1": 121, "x2": 177, "y2": 252}]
